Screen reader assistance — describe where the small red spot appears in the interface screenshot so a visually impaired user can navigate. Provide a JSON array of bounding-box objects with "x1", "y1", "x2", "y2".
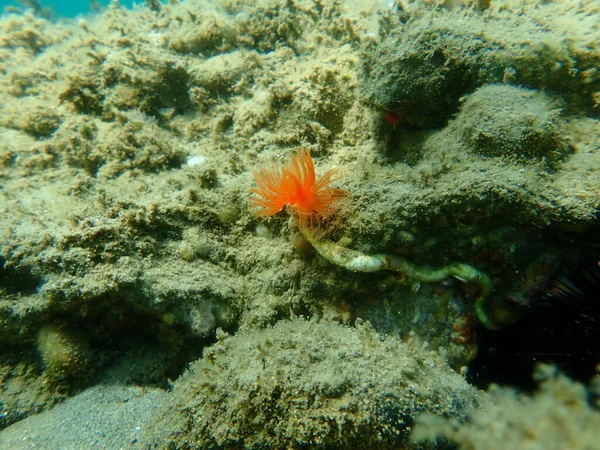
[{"x1": 385, "y1": 111, "x2": 402, "y2": 126}]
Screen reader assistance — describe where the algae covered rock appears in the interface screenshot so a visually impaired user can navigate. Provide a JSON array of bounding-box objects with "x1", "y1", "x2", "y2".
[
  {"x1": 160, "y1": 319, "x2": 483, "y2": 449},
  {"x1": 36, "y1": 323, "x2": 92, "y2": 383},
  {"x1": 0, "y1": 0, "x2": 599, "y2": 439},
  {"x1": 412, "y1": 365, "x2": 600, "y2": 450},
  {"x1": 453, "y1": 84, "x2": 571, "y2": 163},
  {"x1": 360, "y1": 4, "x2": 600, "y2": 126}
]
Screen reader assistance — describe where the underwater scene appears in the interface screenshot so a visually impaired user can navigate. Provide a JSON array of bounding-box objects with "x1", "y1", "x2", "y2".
[{"x1": 0, "y1": 0, "x2": 599, "y2": 448}]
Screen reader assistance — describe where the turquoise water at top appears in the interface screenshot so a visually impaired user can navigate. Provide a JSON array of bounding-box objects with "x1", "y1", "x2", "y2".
[{"x1": 0, "y1": 0, "x2": 145, "y2": 18}]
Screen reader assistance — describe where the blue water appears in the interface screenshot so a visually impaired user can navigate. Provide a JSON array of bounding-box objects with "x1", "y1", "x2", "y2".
[{"x1": 0, "y1": 0, "x2": 148, "y2": 18}]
